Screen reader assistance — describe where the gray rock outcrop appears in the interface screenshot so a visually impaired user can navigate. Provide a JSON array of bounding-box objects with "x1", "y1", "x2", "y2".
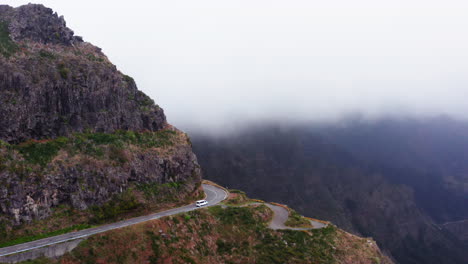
[
  {"x1": 0, "y1": 4, "x2": 166, "y2": 144},
  {"x1": 0, "y1": 4, "x2": 202, "y2": 229}
]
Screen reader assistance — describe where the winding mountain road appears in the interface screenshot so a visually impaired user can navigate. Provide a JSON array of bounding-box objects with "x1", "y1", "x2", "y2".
[
  {"x1": 265, "y1": 203, "x2": 327, "y2": 230},
  {"x1": 0, "y1": 184, "x2": 227, "y2": 257},
  {"x1": 0, "y1": 183, "x2": 326, "y2": 260}
]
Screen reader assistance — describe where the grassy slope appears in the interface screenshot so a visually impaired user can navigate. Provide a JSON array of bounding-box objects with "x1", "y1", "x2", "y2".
[
  {"x1": 0, "y1": 129, "x2": 203, "y2": 248},
  {"x1": 284, "y1": 208, "x2": 313, "y2": 228},
  {"x1": 44, "y1": 204, "x2": 391, "y2": 264},
  {"x1": 0, "y1": 129, "x2": 179, "y2": 168},
  {"x1": 11, "y1": 201, "x2": 393, "y2": 264},
  {"x1": 0, "y1": 21, "x2": 18, "y2": 58}
]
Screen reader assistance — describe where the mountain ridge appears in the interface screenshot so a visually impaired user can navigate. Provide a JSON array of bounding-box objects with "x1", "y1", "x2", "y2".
[
  {"x1": 192, "y1": 121, "x2": 468, "y2": 264},
  {"x1": 0, "y1": 4, "x2": 202, "y2": 251},
  {"x1": 0, "y1": 4, "x2": 166, "y2": 144},
  {"x1": 0, "y1": 4, "x2": 397, "y2": 263}
]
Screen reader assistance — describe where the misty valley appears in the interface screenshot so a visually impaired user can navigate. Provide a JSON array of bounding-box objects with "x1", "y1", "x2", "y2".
[
  {"x1": 1, "y1": 2, "x2": 468, "y2": 264},
  {"x1": 192, "y1": 117, "x2": 468, "y2": 264}
]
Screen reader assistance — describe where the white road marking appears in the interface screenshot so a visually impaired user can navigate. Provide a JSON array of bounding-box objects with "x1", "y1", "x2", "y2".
[{"x1": 0, "y1": 184, "x2": 227, "y2": 257}]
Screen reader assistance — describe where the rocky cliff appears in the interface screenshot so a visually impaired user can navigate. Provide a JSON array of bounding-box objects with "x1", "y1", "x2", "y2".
[
  {"x1": 0, "y1": 4, "x2": 165, "y2": 144},
  {"x1": 0, "y1": 3, "x2": 201, "y2": 242},
  {"x1": 0, "y1": 5, "x2": 397, "y2": 264},
  {"x1": 0, "y1": 129, "x2": 202, "y2": 227}
]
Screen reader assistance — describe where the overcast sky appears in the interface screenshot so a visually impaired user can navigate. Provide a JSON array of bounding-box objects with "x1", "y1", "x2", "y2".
[{"x1": 7, "y1": 0, "x2": 468, "y2": 131}]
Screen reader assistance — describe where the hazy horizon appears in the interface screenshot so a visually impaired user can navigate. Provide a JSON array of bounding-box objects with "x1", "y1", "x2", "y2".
[{"x1": 7, "y1": 0, "x2": 468, "y2": 132}]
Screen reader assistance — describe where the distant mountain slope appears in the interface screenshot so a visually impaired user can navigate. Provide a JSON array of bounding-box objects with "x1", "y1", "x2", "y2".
[
  {"x1": 443, "y1": 220, "x2": 468, "y2": 243},
  {"x1": 320, "y1": 118, "x2": 468, "y2": 223},
  {"x1": 192, "y1": 122, "x2": 468, "y2": 264}
]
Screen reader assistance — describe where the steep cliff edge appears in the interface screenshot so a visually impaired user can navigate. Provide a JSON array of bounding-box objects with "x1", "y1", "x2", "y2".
[
  {"x1": 0, "y1": 4, "x2": 201, "y2": 244},
  {"x1": 192, "y1": 125, "x2": 468, "y2": 264},
  {"x1": 29, "y1": 190, "x2": 393, "y2": 264},
  {"x1": 0, "y1": 5, "x2": 397, "y2": 263},
  {"x1": 0, "y1": 4, "x2": 165, "y2": 144}
]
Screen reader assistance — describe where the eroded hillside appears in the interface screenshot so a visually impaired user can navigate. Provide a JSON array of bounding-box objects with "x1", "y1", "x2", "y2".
[
  {"x1": 0, "y1": 4, "x2": 395, "y2": 264},
  {"x1": 0, "y1": 4, "x2": 165, "y2": 143},
  {"x1": 192, "y1": 124, "x2": 468, "y2": 264},
  {"x1": 0, "y1": 4, "x2": 202, "y2": 246},
  {"x1": 33, "y1": 191, "x2": 392, "y2": 264}
]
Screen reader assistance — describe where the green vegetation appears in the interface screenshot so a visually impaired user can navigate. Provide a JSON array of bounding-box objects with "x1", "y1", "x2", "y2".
[
  {"x1": 208, "y1": 205, "x2": 335, "y2": 263},
  {"x1": 0, "y1": 140, "x2": 8, "y2": 148},
  {"x1": 224, "y1": 189, "x2": 249, "y2": 205},
  {"x1": 0, "y1": 141, "x2": 9, "y2": 172},
  {"x1": 0, "y1": 129, "x2": 199, "y2": 252},
  {"x1": 0, "y1": 21, "x2": 18, "y2": 58},
  {"x1": 0, "y1": 224, "x2": 92, "y2": 248},
  {"x1": 125, "y1": 90, "x2": 156, "y2": 112},
  {"x1": 209, "y1": 206, "x2": 256, "y2": 226},
  {"x1": 138, "y1": 91, "x2": 154, "y2": 107},
  {"x1": 255, "y1": 226, "x2": 336, "y2": 264},
  {"x1": 5, "y1": 188, "x2": 387, "y2": 264},
  {"x1": 123, "y1": 74, "x2": 134, "y2": 83},
  {"x1": 137, "y1": 181, "x2": 183, "y2": 199},
  {"x1": 0, "y1": 180, "x2": 200, "y2": 251},
  {"x1": 134, "y1": 91, "x2": 155, "y2": 112},
  {"x1": 1, "y1": 130, "x2": 177, "y2": 167},
  {"x1": 285, "y1": 208, "x2": 313, "y2": 228},
  {"x1": 86, "y1": 53, "x2": 104, "y2": 62},
  {"x1": 16, "y1": 137, "x2": 68, "y2": 166},
  {"x1": 59, "y1": 204, "x2": 338, "y2": 264},
  {"x1": 90, "y1": 189, "x2": 140, "y2": 224},
  {"x1": 57, "y1": 63, "x2": 70, "y2": 79},
  {"x1": 228, "y1": 189, "x2": 245, "y2": 194},
  {"x1": 184, "y1": 213, "x2": 192, "y2": 221},
  {"x1": 75, "y1": 129, "x2": 176, "y2": 149},
  {"x1": 38, "y1": 49, "x2": 56, "y2": 59}
]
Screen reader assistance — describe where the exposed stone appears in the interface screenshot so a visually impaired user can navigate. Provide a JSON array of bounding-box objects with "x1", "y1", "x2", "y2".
[
  {"x1": 0, "y1": 4, "x2": 82, "y2": 46},
  {"x1": 0, "y1": 4, "x2": 201, "y2": 227},
  {"x1": 0, "y1": 4, "x2": 166, "y2": 144},
  {"x1": 0, "y1": 133, "x2": 201, "y2": 225}
]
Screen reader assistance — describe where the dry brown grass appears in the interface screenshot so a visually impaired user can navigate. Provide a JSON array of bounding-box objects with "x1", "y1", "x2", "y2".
[
  {"x1": 269, "y1": 202, "x2": 290, "y2": 210},
  {"x1": 249, "y1": 199, "x2": 266, "y2": 203},
  {"x1": 334, "y1": 230, "x2": 394, "y2": 264},
  {"x1": 202, "y1": 180, "x2": 229, "y2": 193},
  {"x1": 306, "y1": 217, "x2": 331, "y2": 225}
]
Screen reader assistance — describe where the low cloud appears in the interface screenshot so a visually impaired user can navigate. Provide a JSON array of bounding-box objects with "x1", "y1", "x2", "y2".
[{"x1": 10, "y1": 0, "x2": 468, "y2": 132}]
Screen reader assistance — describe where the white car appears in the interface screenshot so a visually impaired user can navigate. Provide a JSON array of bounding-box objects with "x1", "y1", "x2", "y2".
[{"x1": 195, "y1": 200, "x2": 208, "y2": 207}]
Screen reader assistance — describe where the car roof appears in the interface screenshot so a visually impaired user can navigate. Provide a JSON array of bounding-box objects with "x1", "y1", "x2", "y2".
[{"x1": 196, "y1": 200, "x2": 207, "y2": 203}]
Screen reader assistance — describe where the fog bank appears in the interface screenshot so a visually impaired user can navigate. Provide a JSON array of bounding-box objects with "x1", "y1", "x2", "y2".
[{"x1": 8, "y1": 0, "x2": 468, "y2": 132}]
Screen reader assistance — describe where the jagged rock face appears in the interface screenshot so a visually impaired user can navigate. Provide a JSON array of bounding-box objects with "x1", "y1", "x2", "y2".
[
  {"x1": 0, "y1": 55, "x2": 167, "y2": 143},
  {"x1": 0, "y1": 131, "x2": 201, "y2": 224},
  {"x1": 0, "y1": 4, "x2": 82, "y2": 45},
  {"x1": 0, "y1": 4, "x2": 202, "y2": 227},
  {"x1": 0, "y1": 4, "x2": 166, "y2": 143}
]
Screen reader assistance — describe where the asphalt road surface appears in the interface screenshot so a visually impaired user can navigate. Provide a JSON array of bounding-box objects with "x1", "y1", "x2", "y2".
[
  {"x1": 265, "y1": 203, "x2": 327, "y2": 230},
  {"x1": 0, "y1": 184, "x2": 227, "y2": 257}
]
